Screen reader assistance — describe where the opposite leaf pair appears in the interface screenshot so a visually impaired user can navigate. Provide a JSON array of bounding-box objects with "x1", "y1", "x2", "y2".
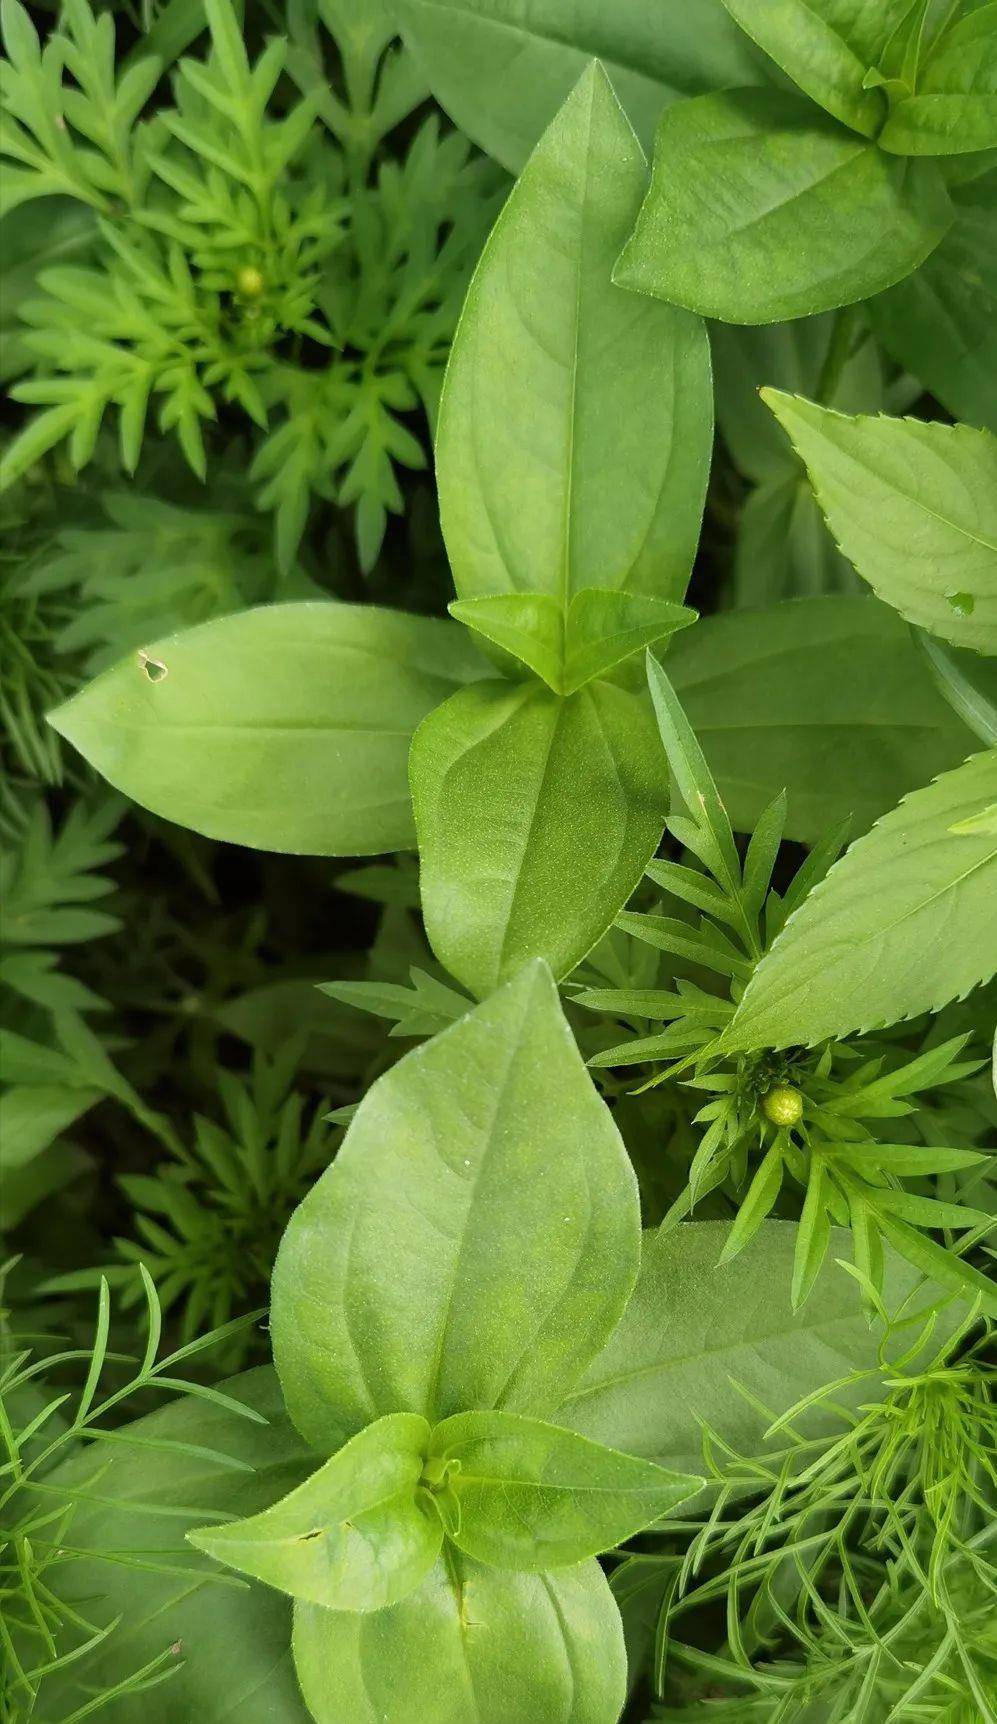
[
  {"x1": 190, "y1": 1406, "x2": 695, "y2": 1608},
  {"x1": 185, "y1": 960, "x2": 698, "y2": 1724}
]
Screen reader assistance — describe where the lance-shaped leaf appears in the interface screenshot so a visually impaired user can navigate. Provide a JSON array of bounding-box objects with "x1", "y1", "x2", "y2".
[
  {"x1": 398, "y1": 0, "x2": 763, "y2": 170},
  {"x1": 428, "y1": 1411, "x2": 700, "y2": 1569},
  {"x1": 880, "y1": 5, "x2": 997, "y2": 156},
  {"x1": 763, "y1": 393, "x2": 997, "y2": 655},
  {"x1": 270, "y1": 962, "x2": 641, "y2": 1448},
  {"x1": 449, "y1": 590, "x2": 695, "y2": 695},
  {"x1": 188, "y1": 1414, "x2": 441, "y2": 1613},
  {"x1": 293, "y1": 1553, "x2": 626, "y2": 1724},
  {"x1": 48, "y1": 603, "x2": 486, "y2": 856},
  {"x1": 719, "y1": 0, "x2": 902, "y2": 135},
  {"x1": 615, "y1": 89, "x2": 953, "y2": 323},
  {"x1": 726, "y1": 749, "x2": 997, "y2": 1049},
  {"x1": 436, "y1": 62, "x2": 712, "y2": 613},
  {"x1": 409, "y1": 678, "x2": 668, "y2": 997}
]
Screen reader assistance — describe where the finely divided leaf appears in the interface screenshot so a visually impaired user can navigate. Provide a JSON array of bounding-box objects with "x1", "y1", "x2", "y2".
[
  {"x1": 727, "y1": 749, "x2": 997, "y2": 1049},
  {"x1": 188, "y1": 1414, "x2": 440, "y2": 1612},
  {"x1": 763, "y1": 393, "x2": 997, "y2": 655}
]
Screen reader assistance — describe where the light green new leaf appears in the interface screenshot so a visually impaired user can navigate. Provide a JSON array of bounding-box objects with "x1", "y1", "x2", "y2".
[
  {"x1": 410, "y1": 678, "x2": 668, "y2": 997},
  {"x1": 880, "y1": 4, "x2": 997, "y2": 155},
  {"x1": 449, "y1": 590, "x2": 695, "y2": 695},
  {"x1": 188, "y1": 1414, "x2": 441, "y2": 1613},
  {"x1": 558, "y1": 1220, "x2": 954, "y2": 1478},
  {"x1": 398, "y1": 0, "x2": 764, "y2": 169},
  {"x1": 868, "y1": 166, "x2": 997, "y2": 434},
  {"x1": 429, "y1": 1411, "x2": 699, "y2": 1570},
  {"x1": 719, "y1": 0, "x2": 900, "y2": 134},
  {"x1": 293, "y1": 1553, "x2": 626, "y2": 1724},
  {"x1": 727, "y1": 748, "x2": 997, "y2": 1049},
  {"x1": 668, "y1": 595, "x2": 974, "y2": 843},
  {"x1": 271, "y1": 962, "x2": 640, "y2": 1449},
  {"x1": 49, "y1": 604, "x2": 485, "y2": 856},
  {"x1": 764, "y1": 393, "x2": 997, "y2": 654},
  {"x1": 437, "y1": 62, "x2": 712, "y2": 612},
  {"x1": 615, "y1": 89, "x2": 953, "y2": 323}
]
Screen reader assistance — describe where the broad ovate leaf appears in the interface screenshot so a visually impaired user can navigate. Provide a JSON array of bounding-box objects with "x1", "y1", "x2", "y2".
[
  {"x1": 437, "y1": 62, "x2": 712, "y2": 612},
  {"x1": 270, "y1": 962, "x2": 641, "y2": 1448},
  {"x1": 188, "y1": 1414, "x2": 441, "y2": 1613},
  {"x1": 668, "y1": 595, "x2": 974, "y2": 842},
  {"x1": 719, "y1": 0, "x2": 899, "y2": 134},
  {"x1": 429, "y1": 1411, "x2": 699, "y2": 1569},
  {"x1": 880, "y1": 5, "x2": 997, "y2": 155},
  {"x1": 763, "y1": 393, "x2": 997, "y2": 655},
  {"x1": 727, "y1": 749, "x2": 997, "y2": 1049},
  {"x1": 48, "y1": 603, "x2": 486, "y2": 855},
  {"x1": 615, "y1": 89, "x2": 953, "y2": 323},
  {"x1": 558, "y1": 1221, "x2": 955, "y2": 1478},
  {"x1": 293, "y1": 1553, "x2": 626, "y2": 1724},
  {"x1": 398, "y1": 0, "x2": 764, "y2": 169},
  {"x1": 409, "y1": 678, "x2": 668, "y2": 997}
]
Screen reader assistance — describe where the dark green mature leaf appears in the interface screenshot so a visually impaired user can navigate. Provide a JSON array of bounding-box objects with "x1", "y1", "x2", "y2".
[
  {"x1": 35, "y1": 1370, "x2": 314, "y2": 1724},
  {"x1": 727, "y1": 748, "x2": 997, "y2": 1048},
  {"x1": 557, "y1": 1220, "x2": 953, "y2": 1477},
  {"x1": 764, "y1": 393, "x2": 997, "y2": 654},
  {"x1": 398, "y1": 0, "x2": 764, "y2": 169},
  {"x1": 293, "y1": 1553, "x2": 627, "y2": 1724},
  {"x1": 189, "y1": 1414, "x2": 442, "y2": 1612},
  {"x1": 719, "y1": 0, "x2": 900, "y2": 134},
  {"x1": 49, "y1": 604, "x2": 486, "y2": 856},
  {"x1": 430, "y1": 1411, "x2": 699, "y2": 1569},
  {"x1": 615, "y1": 89, "x2": 953, "y2": 323},
  {"x1": 436, "y1": 61, "x2": 711, "y2": 613},
  {"x1": 409, "y1": 678, "x2": 668, "y2": 997},
  {"x1": 868, "y1": 166, "x2": 997, "y2": 432},
  {"x1": 667, "y1": 595, "x2": 974, "y2": 842},
  {"x1": 270, "y1": 963, "x2": 640, "y2": 1449},
  {"x1": 880, "y1": 4, "x2": 997, "y2": 155}
]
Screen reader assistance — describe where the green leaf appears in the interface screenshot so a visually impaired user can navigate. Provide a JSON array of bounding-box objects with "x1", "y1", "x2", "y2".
[
  {"x1": 49, "y1": 604, "x2": 485, "y2": 856},
  {"x1": 0, "y1": 1083, "x2": 100, "y2": 1173},
  {"x1": 449, "y1": 590, "x2": 695, "y2": 695},
  {"x1": 727, "y1": 748, "x2": 997, "y2": 1049},
  {"x1": 293, "y1": 1553, "x2": 627, "y2": 1724},
  {"x1": 719, "y1": 0, "x2": 901, "y2": 134},
  {"x1": 557, "y1": 1220, "x2": 948, "y2": 1477},
  {"x1": 270, "y1": 962, "x2": 640, "y2": 1449},
  {"x1": 763, "y1": 392, "x2": 997, "y2": 654},
  {"x1": 436, "y1": 62, "x2": 712, "y2": 612},
  {"x1": 868, "y1": 167, "x2": 997, "y2": 433},
  {"x1": 33, "y1": 1370, "x2": 315, "y2": 1723},
  {"x1": 667, "y1": 595, "x2": 975, "y2": 843},
  {"x1": 429, "y1": 1411, "x2": 699, "y2": 1569},
  {"x1": 615, "y1": 89, "x2": 953, "y2": 323},
  {"x1": 397, "y1": 0, "x2": 765, "y2": 169},
  {"x1": 880, "y1": 4, "x2": 997, "y2": 155},
  {"x1": 188, "y1": 1414, "x2": 441, "y2": 1612},
  {"x1": 409, "y1": 678, "x2": 668, "y2": 997}
]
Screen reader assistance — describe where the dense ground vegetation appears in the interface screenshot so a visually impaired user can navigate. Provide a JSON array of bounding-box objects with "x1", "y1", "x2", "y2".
[{"x1": 1, "y1": 2, "x2": 995, "y2": 1721}]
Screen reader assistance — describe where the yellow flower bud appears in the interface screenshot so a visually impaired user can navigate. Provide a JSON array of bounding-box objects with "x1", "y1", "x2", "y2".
[{"x1": 236, "y1": 265, "x2": 265, "y2": 298}]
